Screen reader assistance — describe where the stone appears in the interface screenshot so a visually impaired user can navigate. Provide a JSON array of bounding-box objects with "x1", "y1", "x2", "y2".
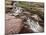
[{"x1": 5, "y1": 14, "x2": 24, "y2": 34}]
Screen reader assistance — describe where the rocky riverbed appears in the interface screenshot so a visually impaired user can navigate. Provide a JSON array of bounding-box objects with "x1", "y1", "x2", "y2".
[{"x1": 5, "y1": 1, "x2": 44, "y2": 35}]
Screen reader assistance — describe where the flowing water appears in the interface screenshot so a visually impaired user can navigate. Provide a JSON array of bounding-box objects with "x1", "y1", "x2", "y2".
[
  {"x1": 12, "y1": 2, "x2": 44, "y2": 32},
  {"x1": 26, "y1": 18, "x2": 43, "y2": 32}
]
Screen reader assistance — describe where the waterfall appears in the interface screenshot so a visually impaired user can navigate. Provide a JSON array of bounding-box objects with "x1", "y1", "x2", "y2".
[
  {"x1": 12, "y1": 2, "x2": 43, "y2": 32},
  {"x1": 26, "y1": 18, "x2": 43, "y2": 32},
  {"x1": 12, "y1": 2, "x2": 23, "y2": 16}
]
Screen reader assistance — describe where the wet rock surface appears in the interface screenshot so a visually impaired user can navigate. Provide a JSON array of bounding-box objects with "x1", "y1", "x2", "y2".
[
  {"x1": 5, "y1": 13, "x2": 44, "y2": 35},
  {"x1": 5, "y1": 1, "x2": 44, "y2": 35}
]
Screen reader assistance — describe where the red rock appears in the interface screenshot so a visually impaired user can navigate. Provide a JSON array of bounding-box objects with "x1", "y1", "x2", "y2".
[{"x1": 5, "y1": 14, "x2": 24, "y2": 34}]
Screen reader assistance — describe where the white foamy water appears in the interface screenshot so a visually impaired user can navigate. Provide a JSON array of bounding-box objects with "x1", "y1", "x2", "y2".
[
  {"x1": 26, "y1": 18, "x2": 43, "y2": 32},
  {"x1": 12, "y1": 2, "x2": 23, "y2": 16}
]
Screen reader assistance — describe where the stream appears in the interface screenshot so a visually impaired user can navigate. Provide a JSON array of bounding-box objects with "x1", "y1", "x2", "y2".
[{"x1": 11, "y1": 2, "x2": 44, "y2": 33}]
